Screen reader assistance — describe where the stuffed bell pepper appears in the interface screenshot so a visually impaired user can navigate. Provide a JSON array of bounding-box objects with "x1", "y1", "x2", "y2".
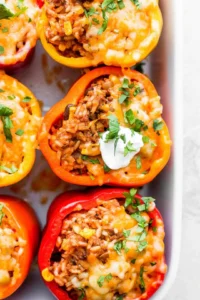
[
  {"x1": 0, "y1": 195, "x2": 40, "y2": 299},
  {"x1": 39, "y1": 67, "x2": 171, "y2": 187},
  {"x1": 38, "y1": 0, "x2": 162, "y2": 68},
  {"x1": 0, "y1": 0, "x2": 41, "y2": 71},
  {"x1": 0, "y1": 71, "x2": 41, "y2": 187},
  {"x1": 39, "y1": 188, "x2": 167, "y2": 300}
]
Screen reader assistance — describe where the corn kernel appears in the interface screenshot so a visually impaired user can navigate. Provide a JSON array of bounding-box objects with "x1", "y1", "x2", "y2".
[
  {"x1": 0, "y1": 270, "x2": 10, "y2": 285},
  {"x1": 69, "y1": 107, "x2": 76, "y2": 120},
  {"x1": 64, "y1": 21, "x2": 72, "y2": 36},
  {"x1": 61, "y1": 238, "x2": 69, "y2": 250},
  {"x1": 58, "y1": 43, "x2": 68, "y2": 51},
  {"x1": 41, "y1": 268, "x2": 54, "y2": 282},
  {"x1": 76, "y1": 7, "x2": 84, "y2": 14},
  {"x1": 79, "y1": 228, "x2": 96, "y2": 239}
]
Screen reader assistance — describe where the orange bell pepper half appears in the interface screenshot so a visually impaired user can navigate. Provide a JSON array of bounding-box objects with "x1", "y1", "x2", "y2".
[
  {"x1": 0, "y1": 71, "x2": 41, "y2": 187},
  {"x1": 0, "y1": 195, "x2": 40, "y2": 299},
  {"x1": 39, "y1": 67, "x2": 171, "y2": 186},
  {"x1": 37, "y1": 0, "x2": 163, "y2": 68}
]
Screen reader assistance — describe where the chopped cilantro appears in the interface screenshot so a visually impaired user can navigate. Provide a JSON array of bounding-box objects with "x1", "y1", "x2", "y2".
[
  {"x1": 0, "y1": 203, "x2": 5, "y2": 225},
  {"x1": 152, "y1": 226, "x2": 157, "y2": 233},
  {"x1": 133, "y1": 86, "x2": 142, "y2": 97},
  {"x1": 0, "y1": 4, "x2": 14, "y2": 19},
  {"x1": 131, "y1": 0, "x2": 140, "y2": 9},
  {"x1": 97, "y1": 274, "x2": 112, "y2": 287},
  {"x1": 123, "y1": 188, "x2": 137, "y2": 208},
  {"x1": 15, "y1": 129, "x2": 24, "y2": 136},
  {"x1": 105, "y1": 115, "x2": 120, "y2": 141},
  {"x1": 77, "y1": 288, "x2": 85, "y2": 300},
  {"x1": 0, "y1": 104, "x2": 13, "y2": 142},
  {"x1": 7, "y1": 95, "x2": 15, "y2": 100},
  {"x1": 92, "y1": 17, "x2": 99, "y2": 24},
  {"x1": 0, "y1": 89, "x2": 4, "y2": 93},
  {"x1": 98, "y1": 9, "x2": 108, "y2": 34},
  {"x1": 142, "y1": 136, "x2": 149, "y2": 143},
  {"x1": 123, "y1": 229, "x2": 131, "y2": 238},
  {"x1": 124, "y1": 109, "x2": 135, "y2": 125},
  {"x1": 84, "y1": 7, "x2": 96, "y2": 17},
  {"x1": 116, "y1": 295, "x2": 126, "y2": 300},
  {"x1": 139, "y1": 266, "x2": 145, "y2": 293},
  {"x1": 124, "y1": 141, "x2": 135, "y2": 156},
  {"x1": 135, "y1": 155, "x2": 142, "y2": 169},
  {"x1": 131, "y1": 258, "x2": 136, "y2": 264},
  {"x1": 0, "y1": 45, "x2": 4, "y2": 55},
  {"x1": 137, "y1": 240, "x2": 148, "y2": 252},
  {"x1": 2, "y1": 27, "x2": 8, "y2": 33},
  {"x1": 153, "y1": 119, "x2": 163, "y2": 132},
  {"x1": 150, "y1": 262, "x2": 157, "y2": 266},
  {"x1": 104, "y1": 164, "x2": 111, "y2": 173},
  {"x1": 81, "y1": 155, "x2": 100, "y2": 164},
  {"x1": 0, "y1": 165, "x2": 18, "y2": 174},
  {"x1": 22, "y1": 96, "x2": 31, "y2": 103}
]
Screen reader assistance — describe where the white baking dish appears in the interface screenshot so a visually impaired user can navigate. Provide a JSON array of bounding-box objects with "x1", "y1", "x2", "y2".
[{"x1": 3, "y1": 0, "x2": 182, "y2": 298}]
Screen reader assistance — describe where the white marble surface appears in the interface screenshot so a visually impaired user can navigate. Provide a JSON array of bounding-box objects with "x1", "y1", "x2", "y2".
[{"x1": 163, "y1": 0, "x2": 197, "y2": 299}]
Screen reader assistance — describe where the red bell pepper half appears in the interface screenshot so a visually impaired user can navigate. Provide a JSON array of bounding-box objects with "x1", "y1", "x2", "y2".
[{"x1": 38, "y1": 188, "x2": 166, "y2": 300}]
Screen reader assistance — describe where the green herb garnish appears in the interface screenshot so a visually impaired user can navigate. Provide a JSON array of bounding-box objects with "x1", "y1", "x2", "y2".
[
  {"x1": 97, "y1": 274, "x2": 113, "y2": 287},
  {"x1": 7, "y1": 95, "x2": 15, "y2": 100},
  {"x1": 139, "y1": 266, "x2": 145, "y2": 292},
  {"x1": 104, "y1": 164, "x2": 111, "y2": 173},
  {"x1": 77, "y1": 288, "x2": 85, "y2": 300},
  {"x1": 22, "y1": 96, "x2": 31, "y2": 103},
  {"x1": 0, "y1": 165, "x2": 18, "y2": 174},
  {"x1": 0, "y1": 104, "x2": 13, "y2": 142},
  {"x1": 0, "y1": 45, "x2": 4, "y2": 55},
  {"x1": 153, "y1": 119, "x2": 163, "y2": 132},
  {"x1": 150, "y1": 262, "x2": 157, "y2": 266},
  {"x1": 123, "y1": 229, "x2": 131, "y2": 238},
  {"x1": 2, "y1": 27, "x2": 8, "y2": 33},
  {"x1": 15, "y1": 129, "x2": 24, "y2": 136},
  {"x1": 131, "y1": 0, "x2": 140, "y2": 9},
  {"x1": 81, "y1": 155, "x2": 100, "y2": 164},
  {"x1": 124, "y1": 141, "x2": 135, "y2": 156},
  {"x1": 0, "y1": 203, "x2": 5, "y2": 225},
  {"x1": 142, "y1": 136, "x2": 149, "y2": 143},
  {"x1": 135, "y1": 155, "x2": 142, "y2": 169},
  {"x1": 105, "y1": 115, "x2": 120, "y2": 141}
]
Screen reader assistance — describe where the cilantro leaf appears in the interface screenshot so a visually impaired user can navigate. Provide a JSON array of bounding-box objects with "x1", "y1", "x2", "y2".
[
  {"x1": 105, "y1": 115, "x2": 120, "y2": 141},
  {"x1": 15, "y1": 129, "x2": 24, "y2": 136},
  {"x1": 77, "y1": 288, "x2": 85, "y2": 300},
  {"x1": 153, "y1": 119, "x2": 163, "y2": 132},
  {"x1": 104, "y1": 164, "x2": 111, "y2": 173},
  {"x1": 142, "y1": 136, "x2": 149, "y2": 143},
  {"x1": 0, "y1": 4, "x2": 14, "y2": 19},
  {"x1": 124, "y1": 141, "x2": 135, "y2": 156},
  {"x1": 0, "y1": 165, "x2": 18, "y2": 174},
  {"x1": 22, "y1": 96, "x2": 31, "y2": 103},
  {"x1": 139, "y1": 266, "x2": 146, "y2": 293},
  {"x1": 131, "y1": 0, "x2": 140, "y2": 9},
  {"x1": 123, "y1": 229, "x2": 131, "y2": 238},
  {"x1": 97, "y1": 274, "x2": 112, "y2": 287},
  {"x1": 2, "y1": 116, "x2": 13, "y2": 142},
  {"x1": 84, "y1": 7, "x2": 96, "y2": 17},
  {"x1": 0, "y1": 203, "x2": 5, "y2": 225},
  {"x1": 124, "y1": 109, "x2": 135, "y2": 125},
  {"x1": 0, "y1": 105, "x2": 13, "y2": 116},
  {"x1": 98, "y1": 9, "x2": 108, "y2": 34},
  {"x1": 135, "y1": 155, "x2": 142, "y2": 169},
  {"x1": 81, "y1": 155, "x2": 100, "y2": 164}
]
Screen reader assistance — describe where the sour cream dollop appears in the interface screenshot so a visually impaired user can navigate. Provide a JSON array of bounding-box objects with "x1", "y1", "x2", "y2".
[{"x1": 99, "y1": 126, "x2": 144, "y2": 170}]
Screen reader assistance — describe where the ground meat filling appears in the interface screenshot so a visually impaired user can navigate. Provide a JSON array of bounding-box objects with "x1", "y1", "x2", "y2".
[
  {"x1": 49, "y1": 199, "x2": 166, "y2": 300},
  {"x1": 0, "y1": 213, "x2": 26, "y2": 286},
  {"x1": 45, "y1": 0, "x2": 152, "y2": 60},
  {"x1": 49, "y1": 74, "x2": 162, "y2": 177}
]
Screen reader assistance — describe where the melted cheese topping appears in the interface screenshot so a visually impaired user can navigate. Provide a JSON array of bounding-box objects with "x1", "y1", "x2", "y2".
[
  {"x1": 0, "y1": 74, "x2": 41, "y2": 177},
  {"x1": 49, "y1": 199, "x2": 167, "y2": 300},
  {"x1": 0, "y1": 0, "x2": 40, "y2": 65},
  {"x1": 44, "y1": 0, "x2": 162, "y2": 66},
  {"x1": 0, "y1": 211, "x2": 26, "y2": 286}
]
